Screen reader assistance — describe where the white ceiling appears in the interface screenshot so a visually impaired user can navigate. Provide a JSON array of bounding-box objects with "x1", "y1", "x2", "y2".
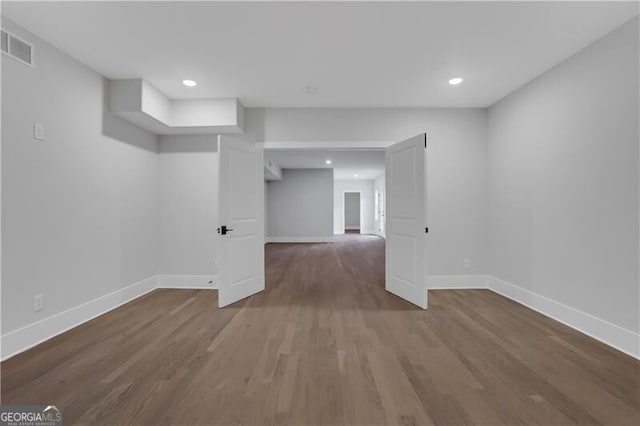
[
  {"x1": 265, "y1": 150, "x2": 385, "y2": 180},
  {"x1": 3, "y1": 1, "x2": 638, "y2": 108}
]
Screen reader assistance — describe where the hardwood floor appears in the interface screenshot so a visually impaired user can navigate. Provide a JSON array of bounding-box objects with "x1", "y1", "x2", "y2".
[{"x1": 2, "y1": 234, "x2": 639, "y2": 425}]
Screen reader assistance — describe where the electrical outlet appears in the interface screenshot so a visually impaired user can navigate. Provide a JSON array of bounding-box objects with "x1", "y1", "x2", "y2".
[
  {"x1": 33, "y1": 123, "x2": 45, "y2": 140},
  {"x1": 33, "y1": 294, "x2": 44, "y2": 312},
  {"x1": 463, "y1": 258, "x2": 471, "y2": 270}
]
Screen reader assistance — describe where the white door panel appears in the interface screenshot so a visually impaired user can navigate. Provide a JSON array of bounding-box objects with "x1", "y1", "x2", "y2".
[
  {"x1": 217, "y1": 135, "x2": 265, "y2": 307},
  {"x1": 385, "y1": 134, "x2": 427, "y2": 309}
]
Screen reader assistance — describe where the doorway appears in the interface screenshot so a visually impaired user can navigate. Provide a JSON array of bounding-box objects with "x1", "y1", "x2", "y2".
[
  {"x1": 254, "y1": 138, "x2": 426, "y2": 309},
  {"x1": 344, "y1": 192, "x2": 361, "y2": 234}
]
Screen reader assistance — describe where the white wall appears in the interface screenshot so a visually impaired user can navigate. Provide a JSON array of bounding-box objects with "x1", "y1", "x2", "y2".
[
  {"x1": 334, "y1": 179, "x2": 375, "y2": 235},
  {"x1": 1, "y1": 18, "x2": 160, "y2": 334},
  {"x1": 158, "y1": 135, "x2": 218, "y2": 277},
  {"x1": 374, "y1": 175, "x2": 386, "y2": 237},
  {"x1": 146, "y1": 106, "x2": 489, "y2": 277},
  {"x1": 488, "y1": 17, "x2": 639, "y2": 333},
  {"x1": 266, "y1": 169, "x2": 334, "y2": 242},
  {"x1": 248, "y1": 108, "x2": 489, "y2": 275}
]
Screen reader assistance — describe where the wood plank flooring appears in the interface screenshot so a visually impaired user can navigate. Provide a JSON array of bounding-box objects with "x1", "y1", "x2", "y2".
[{"x1": 2, "y1": 234, "x2": 639, "y2": 425}]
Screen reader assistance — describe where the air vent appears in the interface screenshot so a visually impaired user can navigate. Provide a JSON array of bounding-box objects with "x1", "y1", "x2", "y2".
[
  {"x1": 1, "y1": 30, "x2": 8, "y2": 54},
  {"x1": 1, "y1": 29, "x2": 34, "y2": 66}
]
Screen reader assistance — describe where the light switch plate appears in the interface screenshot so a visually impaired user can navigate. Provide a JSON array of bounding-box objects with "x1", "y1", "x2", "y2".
[{"x1": 33, "y1": 123, "x2": 44, "y2": 140}]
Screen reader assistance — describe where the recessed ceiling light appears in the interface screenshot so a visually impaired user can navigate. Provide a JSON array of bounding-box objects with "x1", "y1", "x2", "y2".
[
  {"x1": 182, "y1": 79, "x2": 197, "y2": 87},
  {"x1": 354, "y1": 174, "x2": 359, "y2": 178},
  {"x1": 448, "y1": 77, "x2": 463, "y2": 85},
  {"x1": 325, "y1": 160, "x2": 332, "y2": 165}
]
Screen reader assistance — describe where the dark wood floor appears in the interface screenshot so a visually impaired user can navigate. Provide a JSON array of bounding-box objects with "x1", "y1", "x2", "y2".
[{"x1": 2, "y1": 234, "x2": 639, "y2": 425}]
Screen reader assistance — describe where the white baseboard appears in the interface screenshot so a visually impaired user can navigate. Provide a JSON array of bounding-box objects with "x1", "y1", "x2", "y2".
[
  {"x1": 4, "y1": 273, "x2": 637, "y2": 361},
  {"x1": 1, "y1": 274, "x2": 219, "y2": 360},
  {"x1": 487, "y1": 276, "x2": 640, "y2": 360},
  {"x1": 0, "y1": 275, "x2": 158, "y2": 361},
  {"x1": 157, "y1": 274, "x2": 217, "y2": 290},
  {"x1": 428, "y1": 275, "x2": 489, "y2": 289},
  {"x1": 428, "y1": 274, "x2": 639, "y2": 359},
  {"x1": 266, "y1": 236, "x2": 334, "y2": 243}
]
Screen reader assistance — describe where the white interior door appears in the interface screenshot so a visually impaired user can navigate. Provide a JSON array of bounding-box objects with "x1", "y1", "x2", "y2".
[
  {"x1": 217, "y1": 135, "x2": 265, "y2": 307},
  {"x1": 385, "y1": 134, "x2": 427, "y2": 308}
]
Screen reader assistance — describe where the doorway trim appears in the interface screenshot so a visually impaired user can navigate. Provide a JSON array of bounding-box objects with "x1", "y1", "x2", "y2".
[
  {"x1": 374, "y1": 188, "x2": 385, "y2": 237},
  {"x1": 262, "y1": 141, "x2": 391, "y2": 151}
]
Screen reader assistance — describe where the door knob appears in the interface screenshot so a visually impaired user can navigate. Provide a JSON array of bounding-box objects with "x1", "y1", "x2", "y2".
[{"x1": 218, "y1": 225, "x2": 234, "y2": 235}]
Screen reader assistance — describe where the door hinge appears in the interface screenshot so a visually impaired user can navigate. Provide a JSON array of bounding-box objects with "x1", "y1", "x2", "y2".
[{"x1": 424, "y1": 133, "x2": 427, "y2": 148}]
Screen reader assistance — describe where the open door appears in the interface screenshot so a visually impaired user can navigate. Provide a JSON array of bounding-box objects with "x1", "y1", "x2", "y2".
[
  {"x1": 385, "y1": 134, "x2": 427, "y2": 308},
  {"x1": 217, "y1": 135, "x2": 265, "y2": 307}
]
